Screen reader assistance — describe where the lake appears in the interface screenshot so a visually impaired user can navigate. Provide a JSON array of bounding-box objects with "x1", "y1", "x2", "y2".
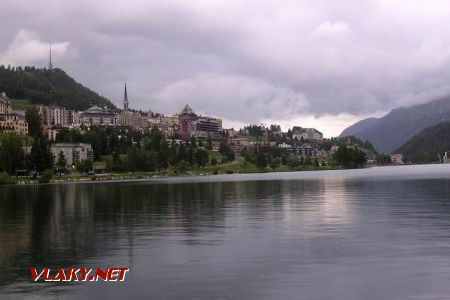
[{"x1": 1, "y1": 164, "x2": 450, "y2": 299}]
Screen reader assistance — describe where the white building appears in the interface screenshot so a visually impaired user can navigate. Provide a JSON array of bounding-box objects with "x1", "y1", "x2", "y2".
[
  {"x1": 68, "y1": 111, "x2": 81, "y2": 127},
  {"x1": 116, "y1": 110, "x2": 148, "y2": 129},
  {"x1": 162, "y1": 115, "x2": 179, "y2": 127},
  {"x1": 306, "y1": 128, "x2": 323, "y2": 141},
  {"x1": 443, "y1": 151, "x2": 450, "y2": 164},
  {"x1": 80, "y1": 106, "x2": 116, "y2": 126},
  {"x1": 390, "y1": 153, "x2": 404, "y2": 165},
  {"x1": 292, "y1": 131, "x2": 307, "y2": 141},
  {"x1": 278, "y1": 142, "x2": 291, "y2": 149},
  {"x1": 292, "y1": 127, "x2": 323, "y2": 141},
  {"x1": 39, "y1": 106, "x2": 70, "y2": 126},
  {"x1": 51, "y1": 143, "x2": 93, "y2": 167},
  {"x1": 188, "y1": 116, "x2": 222, "y2": 140}
]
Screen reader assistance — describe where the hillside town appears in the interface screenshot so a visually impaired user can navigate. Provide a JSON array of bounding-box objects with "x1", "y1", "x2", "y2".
[
  {"x1": 0, "y1": 82, "x2": 415, "y2": 182},
  {"x1": 0, "y1": 85, "x2": 333, "y2": 163},
  {"x1": 32, "y1": 84, "x2": 327, "y2": 152}
]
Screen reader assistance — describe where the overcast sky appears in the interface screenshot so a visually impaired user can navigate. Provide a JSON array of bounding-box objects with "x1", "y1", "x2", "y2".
[{"x1": 2, "y1": 0, "x2": 450, "y2": 136}]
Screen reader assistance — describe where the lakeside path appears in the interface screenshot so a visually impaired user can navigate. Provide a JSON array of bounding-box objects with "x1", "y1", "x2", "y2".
[{"x1": 15, "y1": 164, "x2": 450, "y2": 186}]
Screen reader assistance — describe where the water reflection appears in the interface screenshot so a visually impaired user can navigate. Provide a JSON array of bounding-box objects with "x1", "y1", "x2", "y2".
[{"x1": 1, "y1": 171, "x2": 450, "y2": 299}]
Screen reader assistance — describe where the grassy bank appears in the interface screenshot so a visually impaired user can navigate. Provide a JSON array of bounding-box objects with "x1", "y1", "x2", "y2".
[
  {"x1": 184, "y1": 157, "x2": 338, "y2": 175},
  {"x1": 3, "y1": 156, "x2": 342, "y2": 186}
]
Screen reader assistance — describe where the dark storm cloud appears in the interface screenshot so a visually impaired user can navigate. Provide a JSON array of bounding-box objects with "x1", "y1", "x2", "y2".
[{"x1": 2, "y1": 0, "x2": 450, "y2": 135}]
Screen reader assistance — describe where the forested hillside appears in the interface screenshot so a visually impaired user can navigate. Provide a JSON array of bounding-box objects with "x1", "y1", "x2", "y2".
[
  {"x1": 395, "y1": 122, "x2": 450, "y2": 163},
  {"x1": 0, "y1": 65, "x2": 115, "y2": 111},
  {"x1": 339, "y1": 96, "x2": 450, "y2": 153}
]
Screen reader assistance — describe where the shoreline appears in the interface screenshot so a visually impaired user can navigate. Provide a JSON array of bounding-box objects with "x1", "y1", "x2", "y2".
[
  {"x1": 12, "y1": 166, "x2": 343, "y2": 186},
  {"x1": 5, "y1": 163, "x2": 444, "y2": 186}
]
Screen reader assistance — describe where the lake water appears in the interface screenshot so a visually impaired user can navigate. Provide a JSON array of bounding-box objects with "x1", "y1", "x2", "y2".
[{"x1": 1, "y1": 164, "x2": 450, "y2": 299}]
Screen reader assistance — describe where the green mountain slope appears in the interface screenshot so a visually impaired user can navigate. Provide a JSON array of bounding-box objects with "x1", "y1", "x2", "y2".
[
  {"x1": 395, "y1": 121, "x2": 450, "y2": 163},
  {"x1": 0, "y1": 65, "x2": 116, "y2": 111},
  {"x1": 339, "y1": 96, "x2": 450, "y2": 153}
]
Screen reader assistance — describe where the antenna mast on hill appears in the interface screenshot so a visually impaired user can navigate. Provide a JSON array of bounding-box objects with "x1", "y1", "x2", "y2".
[{"x1": 49, "y1": 42, "x2": 53, "y2": 70}]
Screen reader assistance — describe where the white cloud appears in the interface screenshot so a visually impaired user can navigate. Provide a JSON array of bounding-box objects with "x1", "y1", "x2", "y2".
[
  {"x1": 151, "y1": 74, "x2": 310, "y2": 122},
  {"x1": 311, "y1": 21, "x2": 351, "y2": 39},
  {"x1": 0, "y1": 29, "x2": 71, "y2": 66},
  {"x1": 2, "y1": 1, "x2": 450, "y2": 134}
]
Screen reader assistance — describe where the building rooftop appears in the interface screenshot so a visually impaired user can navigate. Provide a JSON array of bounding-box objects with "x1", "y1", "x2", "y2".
[
  {"x1": 0, "y1": 92, "x2": 10, "y2": 104},
  {"x1": 84, "y1": 105, "x2": 114, "y2": 115},
  {"x1": 180, "y1": 104, "x2": 195, "y2": 115}
]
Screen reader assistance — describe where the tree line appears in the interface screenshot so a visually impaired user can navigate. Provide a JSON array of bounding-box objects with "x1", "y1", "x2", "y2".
[
  {"x1": 0, "y1": 65, "x2": 115, "y2": 111},
  {"x1": 105, "y1": 135, "x2": 217, "y2": 174}
]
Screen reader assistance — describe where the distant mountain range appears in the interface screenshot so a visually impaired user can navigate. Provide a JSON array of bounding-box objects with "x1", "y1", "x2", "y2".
[
  {"x1": 395, "y1": 121, "x2": 450, "y2": 163},
  {"x1": 339, "y1": 96, "x2": 450, "y2": 153},
  {"x1": 0, "y1": 66, "x2": 115, "y2": 111}
]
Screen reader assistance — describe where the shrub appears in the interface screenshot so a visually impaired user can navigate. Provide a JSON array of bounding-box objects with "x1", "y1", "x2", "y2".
[
  {"x1": 175, "y1": 160, "x2": 190, "y2": 174},
  {"x1": 0, "y1": 172, "x2": 16, "y2": 185},
  {"x1": 38, "y1": 169, "x2": 54, "y2": 183},
  {"x1": 76, "y1": 160, "x2": 93, "y2": 173}
]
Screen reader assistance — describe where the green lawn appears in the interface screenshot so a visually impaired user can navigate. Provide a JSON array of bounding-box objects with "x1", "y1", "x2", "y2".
[
  {"x1": 91, "y1": 154, "x2": 334, "y2": 177},
  {"x1": 189, "y1": 156, "x2": 291, "y2": 175},
  {"x1": 10, "y1": 99, "x2": 34, "y2": 111}
]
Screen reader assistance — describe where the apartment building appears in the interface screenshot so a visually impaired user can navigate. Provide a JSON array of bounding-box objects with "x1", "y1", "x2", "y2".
[{"x1": 51, "y1": 143, "x2": 94, "y2": 167}]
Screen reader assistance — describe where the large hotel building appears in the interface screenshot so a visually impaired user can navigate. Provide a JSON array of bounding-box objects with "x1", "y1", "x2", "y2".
[{"x1": 0, "y1": 92, "x2": 28, "y2": 135}]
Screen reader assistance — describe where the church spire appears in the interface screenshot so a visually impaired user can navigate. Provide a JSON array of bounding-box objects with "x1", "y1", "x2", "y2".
[
  {"x1": 124, "y1": 83, "x2": 129, "y2": 110},
  {"x1": 49, "y1": 42, "x2": 53, "y2": 70}
]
